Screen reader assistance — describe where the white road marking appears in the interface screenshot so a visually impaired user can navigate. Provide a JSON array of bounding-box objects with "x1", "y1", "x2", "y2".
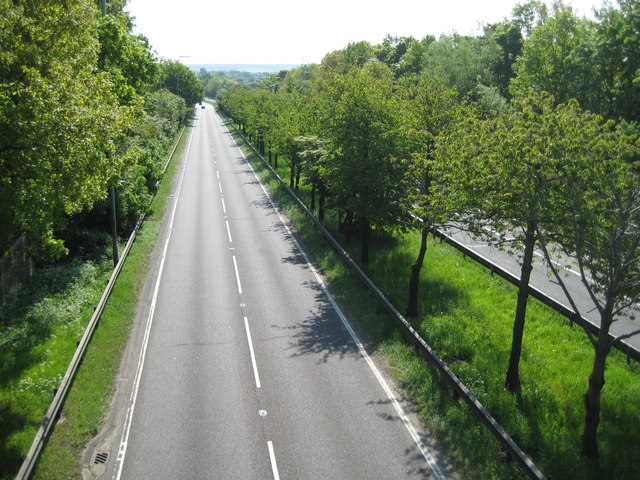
[
  {"x1": 232, "y1": 255, "x2": 243, "y2": 294},
  {"x1": 244, "y1": 317, "x2": 261, "y2": 389},
  {"x1": 222, "y1": 118, "x2": 446, "y2": 480},
  {"x1": 218, "y1": 182, "x2": 223, "y2": 194},
  {"x1": 532, "y1": 250, "x2": 590, "y2": 281},
  {"x1": 225, "y1": 220, "x2": 233, "y2": 243},
  {"x1": 113, "y1": 121, "x2": 197, "y2": 480},
  {"x1": 221, "y1": 197, "x2": 227, "y2": 214},
  {"x1": 267, "y1": 441, "x2": 281, "y2": 480},
  {"x1": 216, "y1": 170, "x2": 220, "y2": 179}
]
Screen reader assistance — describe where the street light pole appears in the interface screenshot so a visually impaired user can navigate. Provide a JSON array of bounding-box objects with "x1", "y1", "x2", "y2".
[{"x1": 102, "y1": 0, "x2": 119, "y2": 267}]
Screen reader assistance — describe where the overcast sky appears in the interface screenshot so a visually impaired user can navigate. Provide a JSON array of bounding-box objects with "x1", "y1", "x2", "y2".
[{"x1": 125, "y1": 0, "x2": 607, "y2": 65}]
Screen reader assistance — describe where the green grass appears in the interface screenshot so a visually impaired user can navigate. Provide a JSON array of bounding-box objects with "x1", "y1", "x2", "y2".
[
  {"x1": 0, "y1": 257, "x2": 113, "y2": 479},
  {"x1": 228, "y1": 121, "x2": 640, "y2": 480},
  {"x1": 0, "y1": 123, "x2": 190, "y2": 480}
]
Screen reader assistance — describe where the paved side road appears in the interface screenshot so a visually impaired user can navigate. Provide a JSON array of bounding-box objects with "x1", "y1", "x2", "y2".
[
  {"x1": 82, "y1": 105, "x2": 459, "y2": 480},
  {"x1": 442, "y1": 227, "x2": 640, "y2": 354}
]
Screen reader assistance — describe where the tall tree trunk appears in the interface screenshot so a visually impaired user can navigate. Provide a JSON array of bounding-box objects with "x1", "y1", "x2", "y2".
[
  {"x1": 274, "y1": 154, "x2": 278, "y2": 169},
  {"x1": 360, "y1": 217, "x2": 370, "y2": 265},
  {"x1": 407, "y1": 226, "x2": 429, "y2": 317},
  {"x1": 318, "y1": 189, "x2": 325, "y2": 222},
  {"x1": 268, "y1": 150, "x2": 272, "y2": 164},
  {"x1": 295, "y1": 167, "x2": 301, "y2": 191},
  {"x1": 505, "y1": 219, "x2": 536, "y2": 392},
  {"x1": 310, "y1": 185, "x2": 316, "y2": 212},
  {"x1": 582, "y1": 309, "x2": 613, "y2": 458}
]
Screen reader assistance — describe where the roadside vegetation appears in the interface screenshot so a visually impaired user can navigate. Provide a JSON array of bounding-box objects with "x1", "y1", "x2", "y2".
[
  {"x1": 225, "y1": 117, "x2": 640, "y2": 480},
  {"x1": 2, "y1": 0, "x2": 639, "y2": 479},
  {"x1": 31, "y1": 125, "x2": 190, "y2": 480},
  {"x1": 0, "y1": 0, "x2": 201, "y2": 478}
]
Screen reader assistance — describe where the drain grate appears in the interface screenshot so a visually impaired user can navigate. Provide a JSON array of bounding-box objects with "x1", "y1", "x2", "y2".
[{"x1": 94, "y1": 452, "x2": 109, "y2": 465}]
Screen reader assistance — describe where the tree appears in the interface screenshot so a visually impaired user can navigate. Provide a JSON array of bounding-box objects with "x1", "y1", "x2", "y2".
[
  {"x1": 0, "y1": 0, "x2": 135, "y2": 256},
  {"x1": 159, "y1": 60, "x2": 203, "y2": 106},
  {"x1": 269, "y1": 91, "x2": 306, "y2": 188},
  {"x1": 295, "y1": 135, "x2": 329, "y2": 220},
  {"x1": 533, "y1": 114, "x2": 640, "y2": 458},
  {"x1": 398, "y1": 73, "x2": 459, "y2": 317},
  {"x1": 434, "y1": 92, "x2": 583, "y2": 392},
  {"x1": 97, "y1": 13, "x2": 158, "y2": 104},
  {"x1": 318, "y1": 63, "x2": 405, "y2": 264},
  {"x1": 421, "y1": 33, "x2": 501, "y2": 99},
  {"x1": 484, "y1": 21, "x2": 523, "y2": 99},
  {"x1": 590, "y1": 0, "x2": 640, "y2": 121},
  {"x1": 510, "y1": 3, "x2": 594, "y2": 103}
]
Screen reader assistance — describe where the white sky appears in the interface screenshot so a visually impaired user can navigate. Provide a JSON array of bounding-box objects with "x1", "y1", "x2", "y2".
[{"x1": 124, "y1": 0, "x2": 608, "y2": 65}]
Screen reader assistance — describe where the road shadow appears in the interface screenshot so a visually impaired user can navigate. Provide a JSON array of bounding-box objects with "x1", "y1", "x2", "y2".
[
  {"x1": 269, "y1": 284, "x2": 362, "y2": 364},
  {"x1": 366, "y1": 397, "x2": 461, "y2": 479}
]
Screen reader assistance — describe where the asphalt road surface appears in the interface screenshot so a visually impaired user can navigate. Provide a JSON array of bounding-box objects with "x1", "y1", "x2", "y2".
[{"x1": 86, "y1": 105, "x2": 457, "y2": 480}]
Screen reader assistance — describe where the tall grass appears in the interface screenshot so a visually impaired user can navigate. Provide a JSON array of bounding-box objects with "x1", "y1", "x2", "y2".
[
  {"x1": 231, "y1": 123, "x2": 640, "y2": 480},
  {"x1": 0, "y1": 257, "x2": 113, "y2": 479}
]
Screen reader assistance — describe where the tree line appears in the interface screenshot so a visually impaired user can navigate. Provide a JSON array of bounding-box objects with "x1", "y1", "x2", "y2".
[
  {"x1": 0, "y1": 0, "x2": 203, "y2": 260},
  {"x1": 215, "y1": 0, "x2": 640, "y2": 460}
]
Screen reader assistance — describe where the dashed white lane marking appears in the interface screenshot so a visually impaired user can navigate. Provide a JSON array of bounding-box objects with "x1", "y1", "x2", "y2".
[
  {"x1": 244, "y1": 317, "x2": 261, "y2": 389},
  {"x1": 225, "y1": 220, "x2": 233, "y2": 243},
  {"x1": 220, "y1": 115, "x2": 446, "y2": 480},
  {"x1": 221, "y1": 197, "x2": 227, "y2": 214},
  {"x1": 232, "y1": 255, "x2": 243, "y2": 294},
  {"x1": 218, "y1": 182, "x2": 223, "y2": 194},
  {"x1": 113, "y1": 120, "x2": 197, "y2": 480},
  {"x1": 267, "y1": 441, "x2": 281, "y2": 480}
]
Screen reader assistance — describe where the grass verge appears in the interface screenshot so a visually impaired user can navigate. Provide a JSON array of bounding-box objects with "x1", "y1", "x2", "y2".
[
  {"x1": 227, "y1": 120, "x2": 640, "y2": 480},
  {"x1": 1, "y1": 123, "x2": 191, "y2": 480}
]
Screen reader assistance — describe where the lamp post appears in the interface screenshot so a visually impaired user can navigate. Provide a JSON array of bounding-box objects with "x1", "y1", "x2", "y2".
[{"x1": 103, "y1": 0, "x2": 119, "y2": 267}]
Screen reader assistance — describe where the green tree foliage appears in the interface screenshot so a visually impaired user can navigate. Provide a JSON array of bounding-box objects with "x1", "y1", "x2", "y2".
[
  {"x1": 0, "y1": 0, "x2": 135, "y2": 256},
  {"x1": 97, "y1": 14, "x2": 158, "y2": 104},
  {"x1": 590, "y1": 0, "x2": 640, "y2": 121},
  {"x1": 420, "y1": 33, "x2": 501, "y2": 98},
  {"x1": 483, "y1": 21, "x2": 523, "y2": 98},
  {"x1": 511, "y1": 3, "x2": 594, "y2": 103},
  {"x1": 160, "y1": 60, "x2": 203, "y2": 106},
  {"x1": 395, "y1": 35, "x2": 435, "y2": 78},
  {"x1": 530, "y1": 107, "x2": 640, "y2": 458},
  {"x1": 398, "y1": 73, "x2": 459, "y2": 317},
  {"x1": 433, "y1": 92, "x2": 569, "y2": 392},
  {"x1": 509, "y1": 0, "x2": 640, "y2": 122},
  {"x1": 318, "y1": 63, "x2": 405, "y2": 264}
]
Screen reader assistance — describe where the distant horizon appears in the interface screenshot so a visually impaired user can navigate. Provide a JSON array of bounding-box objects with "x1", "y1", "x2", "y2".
[{"x1": 188, "y1": 63, "x2": 302, "y2": 73}]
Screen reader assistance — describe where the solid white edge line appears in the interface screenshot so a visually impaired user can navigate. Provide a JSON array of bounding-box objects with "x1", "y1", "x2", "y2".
[
  {"x1": 244, "y1": 317, "x2": 261, "y2": 389},
  {"x1": 225, "y1": 220, "x2": 233, "y2": 243},
  {"x1": 113, "y1": 122, "x2": 196, "y2": 480},
  {"x1": 220, "y1": 116, "x2": 446, "y2": 480},
  {"x1": 267, "y1": 441, "x2": 281, "y2": 480},
  {"x1": 232, "y1": 255, "x2": 243, "y2": 294}
]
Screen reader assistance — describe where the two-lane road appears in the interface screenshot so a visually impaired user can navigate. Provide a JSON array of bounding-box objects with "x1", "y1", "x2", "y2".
[{"x1": 92, "y1": 105, "x2": 456, "y2": 480}]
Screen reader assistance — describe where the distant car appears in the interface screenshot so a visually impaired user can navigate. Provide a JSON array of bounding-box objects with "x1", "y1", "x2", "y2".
[{"x1": 201, "y1": 105, "x2": 205, "y2": 109}]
